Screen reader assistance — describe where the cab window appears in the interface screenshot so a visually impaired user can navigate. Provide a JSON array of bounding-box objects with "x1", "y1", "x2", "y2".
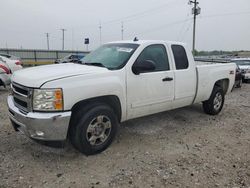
[
  {"x1": 171, "y1": 45, "x2": 189, "y2": 70},
  {"x1": 136, "y1": 44, "x2": 170, "y2": 72}
]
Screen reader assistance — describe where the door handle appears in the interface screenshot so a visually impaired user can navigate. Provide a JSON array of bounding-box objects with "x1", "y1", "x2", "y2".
[{"x1": 162, "y1": 77, "x2": 173, "y2": 82}]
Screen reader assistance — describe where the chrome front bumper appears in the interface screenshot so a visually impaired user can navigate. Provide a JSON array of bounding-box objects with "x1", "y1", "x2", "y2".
[{"x1": 7, "y1": 95, "x2": 71, "y2": 141}]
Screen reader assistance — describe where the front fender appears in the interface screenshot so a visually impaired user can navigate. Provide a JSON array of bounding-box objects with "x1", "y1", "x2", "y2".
[{"x1": 42, "y1": 71, "x2": 127, "y2": 121}]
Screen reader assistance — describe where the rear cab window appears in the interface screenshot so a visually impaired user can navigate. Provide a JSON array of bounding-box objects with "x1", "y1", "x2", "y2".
[{"x1": 171, "y1": 45, "x2": 189, "y2": 70}]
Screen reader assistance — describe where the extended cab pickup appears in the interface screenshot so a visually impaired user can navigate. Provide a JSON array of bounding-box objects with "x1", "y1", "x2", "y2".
[{"x1": 8, "y1": 40, "x2": 236, "y2": 155}]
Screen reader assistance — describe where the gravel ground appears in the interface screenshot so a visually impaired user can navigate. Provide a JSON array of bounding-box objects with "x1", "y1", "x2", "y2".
[{"x1": 0, "y1": 85, "x2": 250, "y2": 188}]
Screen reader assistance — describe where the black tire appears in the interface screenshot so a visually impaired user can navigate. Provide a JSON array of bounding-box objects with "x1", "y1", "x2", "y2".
[
  {"x1": 202, "y1": 86, "x2": 225, "y2": 115},
  {"x1": 69, "y1": 103, "x2": 118, "y2": 155}
]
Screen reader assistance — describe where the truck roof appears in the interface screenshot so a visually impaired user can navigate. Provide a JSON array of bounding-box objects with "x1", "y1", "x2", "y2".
[{"x1": 107, "y1": 40, "x2": 186, "y2": 46}]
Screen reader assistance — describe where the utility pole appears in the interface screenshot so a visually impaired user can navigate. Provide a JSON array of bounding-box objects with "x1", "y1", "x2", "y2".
[
  {"x1": 99, "y1": 22, "x2": 102, "y2": 45},
  {"x1": 189, "y1": 0, "x2": 201, "y2": 53},
  {"x1": 121, "y1": 21, "x2": 124, "y2": 40},
  {"x1": 45, "y1": 33, "x2": 50, "y2": 50},
  {"x1": 61, "y1": 29, "x2": 66, "y2": 50}
]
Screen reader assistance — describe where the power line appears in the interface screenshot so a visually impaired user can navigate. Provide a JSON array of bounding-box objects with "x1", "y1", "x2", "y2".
[
  {"x1": 180, "y1": 20, "x2": 193, "y2": 41},
  {"x1": 102, "y1": 0, "x2": 182, "y2": 26},
  {"x1": 132, "y1": 9, "x2": 249, "y2": 41},
  {"x1": 70, "y1": 0, "x2": 183, "y2": 31},
  {"x1": 199, "y1": 10, "x2": 250, "y2": 19},
  {"x1": 136, "y1": 18, "x2": 192, "y2": 36},
  {"x1": 178, "y1": 7, "x2": 191, "y2": 40}
]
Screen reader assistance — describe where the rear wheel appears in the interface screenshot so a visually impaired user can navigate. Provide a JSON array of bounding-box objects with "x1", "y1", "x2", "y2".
[
  {"x1": 203, "y1": 86, "x2": 224, "y2": 115},
  {"x1": 69, "y1": 103, "x2": 118, "y2": 155}
]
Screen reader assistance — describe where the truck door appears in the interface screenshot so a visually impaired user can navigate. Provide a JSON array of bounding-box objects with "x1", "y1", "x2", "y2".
[
  {"x1": 171, "y1": 44, "x2": 196, "y2": 108},
  {"x1": 127, "y1": 44, "x2": 174, "y2": 119}
]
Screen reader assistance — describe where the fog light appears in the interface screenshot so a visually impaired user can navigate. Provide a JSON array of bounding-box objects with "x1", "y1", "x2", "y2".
[{"x1": 35, "y1": 131, "x2": 45, "y2": 137}]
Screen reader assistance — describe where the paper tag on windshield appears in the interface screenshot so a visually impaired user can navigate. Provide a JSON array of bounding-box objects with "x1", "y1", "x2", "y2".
[{"x1": 117, "y1": 47, "x2": 133, "y2": 53}]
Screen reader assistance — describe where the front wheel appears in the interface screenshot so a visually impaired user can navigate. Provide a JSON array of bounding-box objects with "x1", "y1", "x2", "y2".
[
  {"x1": 69, "y1": 103, "x2": 118, "y2": 155},
  {"x1": 203, "y1": 86, "x2": 225, "y2": 115}
]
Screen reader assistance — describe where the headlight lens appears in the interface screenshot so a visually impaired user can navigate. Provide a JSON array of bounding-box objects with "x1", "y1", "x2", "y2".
[{"x1": 33, "y1": 89, "x2": 63, "y2": 111}]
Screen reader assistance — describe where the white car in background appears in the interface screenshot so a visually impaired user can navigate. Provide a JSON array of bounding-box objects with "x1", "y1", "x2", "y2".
[
  {"x1": 231, "y1": 58, "x2": 250, "y2": 82},
  {"x1": 0, "y1": 60, "x2": 11, "y2": 87},
  {"x1": 0, "y1": 53, "x2": 21, "y2": 61},
  {"x1": 0, "y1": 55, "x2": 23, "y2": 73}
]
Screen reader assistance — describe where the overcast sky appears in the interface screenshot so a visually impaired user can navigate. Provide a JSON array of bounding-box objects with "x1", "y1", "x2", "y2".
[{"x1": 1, "y1": 0, "x2": 250, "y2": 51}]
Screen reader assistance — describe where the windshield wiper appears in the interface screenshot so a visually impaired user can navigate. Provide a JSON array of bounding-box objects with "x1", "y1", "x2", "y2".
[{"x1": 83, "y1": 62, "x2": 106, "y2": 68}]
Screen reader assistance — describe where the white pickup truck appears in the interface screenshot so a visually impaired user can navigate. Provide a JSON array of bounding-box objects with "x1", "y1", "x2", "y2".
[{"x1": 8, "y1": 40, "x2": 236, "y2": 155}]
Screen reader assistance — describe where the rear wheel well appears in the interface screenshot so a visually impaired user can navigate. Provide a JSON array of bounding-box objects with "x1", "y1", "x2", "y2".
[{"x1": 214, "y1": 79, "x2": 229, "y2": 95}]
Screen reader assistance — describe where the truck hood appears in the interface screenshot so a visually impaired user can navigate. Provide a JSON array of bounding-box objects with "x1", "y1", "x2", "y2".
[{"x1": 12, "y1": 63, "x2": 108, "y2": 88}]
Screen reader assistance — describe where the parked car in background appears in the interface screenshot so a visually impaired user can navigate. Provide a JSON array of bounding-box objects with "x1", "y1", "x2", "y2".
[
  {"x1": 0, "y1": 60, "x2": 11, "y2": 87},
  {"x1": 234, "y1": 65, "x2": 243, "y2": 88},
  {"x1": 54, "y1": 54, "x2": 85, "y2": 64},
  {"x1": 0, "y1": 55, "x2": 23, "y2": 73},
  {"x1": 231, "y1": 58, "x2": 250, "y2": 82},
  {"x1": 0, "y1": 53, "x2": 21, "y2": 61}
]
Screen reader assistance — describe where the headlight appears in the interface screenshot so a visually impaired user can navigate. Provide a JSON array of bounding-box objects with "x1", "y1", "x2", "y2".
[{"x1": 33, "y1": 88, "x2": 63, "y2": 111}]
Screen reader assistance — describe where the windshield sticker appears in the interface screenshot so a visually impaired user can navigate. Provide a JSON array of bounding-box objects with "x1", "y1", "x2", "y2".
[{"x1": 116, "y1": 47, "x2": 133, "y2": 53}]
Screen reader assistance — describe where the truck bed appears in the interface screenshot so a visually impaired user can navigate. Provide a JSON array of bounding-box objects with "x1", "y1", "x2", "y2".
[
  {"x1": 193, "y1": 62, "x2": 236, "y2": 103},
  {"x1": 195, "y1": 61, "x2": 226, "y2": 65}
]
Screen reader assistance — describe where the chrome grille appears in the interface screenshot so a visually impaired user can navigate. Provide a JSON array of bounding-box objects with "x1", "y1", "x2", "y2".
[{"x1": 12, "y1": 82, "x2": 32, "y2": 113}]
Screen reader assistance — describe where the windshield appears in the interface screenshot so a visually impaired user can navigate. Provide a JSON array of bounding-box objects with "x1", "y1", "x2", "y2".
[
  {"x1": 232, "y1": 60, "x2": 250, "y2": 66},
  {"x1": 80, "y1": 43, "x2": 139, "y2": 70}
]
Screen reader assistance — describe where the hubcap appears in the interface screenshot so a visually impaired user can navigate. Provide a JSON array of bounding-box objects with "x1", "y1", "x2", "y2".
[
  {"x1": 213, "y1": 93, "x2": 222, "y2": 111},
  {"x1": 86, "y1": 115, "x2": 111, "y2": 146}
]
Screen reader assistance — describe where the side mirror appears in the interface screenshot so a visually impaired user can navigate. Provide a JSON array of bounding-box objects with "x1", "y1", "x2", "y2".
[{"x1": 132, "y1": 60, "x2": 156, "y2": 75}]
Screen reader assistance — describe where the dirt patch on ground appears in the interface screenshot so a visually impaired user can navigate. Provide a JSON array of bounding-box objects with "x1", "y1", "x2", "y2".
[{"x1": 0, "y1": 85, "x2": 250, "y2": 188}]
